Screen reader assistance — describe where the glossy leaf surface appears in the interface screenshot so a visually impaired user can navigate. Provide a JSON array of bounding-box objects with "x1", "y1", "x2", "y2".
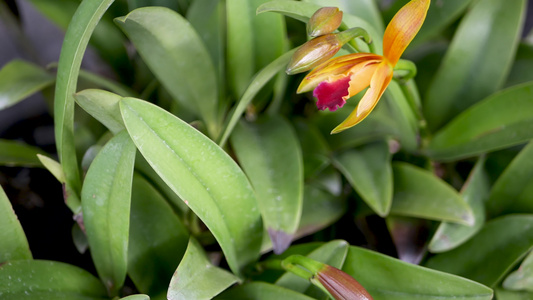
[{"x1": 75, "y1": 89, "x2": 125, "y2": 134}]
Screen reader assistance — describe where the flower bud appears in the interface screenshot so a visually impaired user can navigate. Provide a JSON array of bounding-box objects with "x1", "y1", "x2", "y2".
[
  {"x1": 307, "y1": 7, "x2": 343, "y2": 37},
  {"x1": 314, "y1": 265, "x2": 373, "y2": 300}
]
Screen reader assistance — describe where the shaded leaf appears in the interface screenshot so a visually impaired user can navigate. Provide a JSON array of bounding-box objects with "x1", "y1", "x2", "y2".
[
  {"x1": 81, "y1": 131, "x2": 136, "y2": 295},
  {"x1": 216, "y1": 282, "x2": 315, "y2": 300},
  {"x1": 386, "y1": 216, "x2": 430, "y2": 265},
  {"x1": 426, "y1": 215, "x2": 533, "y2": 288},
  {"x1": 167, "y1": 239, "x2": 238, "y2": 300},
  {"x1": 505, "y1": 44, "x2": 533, "y2": 88},
  {"x1": 0, "y1": 185, "x2": 32, "y2": 262},
  {"x1": 0, "y1": 139, "x2": 46, "y2": 167},
  {"x1": 120, "y1": 295, "x2": 150, "y2": 300},
  {"x1": 120, "y1": 98, "x2": 263, "y2": 276},
  {"x1": 496, "y1": 288, "x2": 533, "y2": 299},
  {"x1": 292, "y1": 120, "x2": 330, "y2": 179},
  {"x1": 75, "y1": 89, "x2": 125, "y2": 134},
  {"x1": 503, "y1": 250, "x2": 533, "y2": 292}
]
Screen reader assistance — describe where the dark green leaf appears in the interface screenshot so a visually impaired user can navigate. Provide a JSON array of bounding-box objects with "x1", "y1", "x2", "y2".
[
  {"x1": 0, "y1": 60, "x2": 54, "y2": 111},
  {"x1": 0, "y1": 185, "x2": 31, "y2": 262},
  {"x1": 120, "y1": 98, "x2": 263, "y2": 277},
  {"x1": 425, "y1": 215, "x2": 533, "y2": 288},
  {"x1": 503, "y1": 250, "x2": 533, "y2": 292},
  {"x1": 75, "y1": 89, "x2": 125, "y2": 134},
  {"x1": 390, "y1": 162, "x2": 474, "y2": 225},
  {"x1": 216, "y1": 282, "x2": 315, "y2": 300},
  {"x1": 167, "y1": 239, "x2": 237, "y2": 300},
  {"x1": 424, "y1": 0, "x2": 526, "y2": 130},
  {"x1": 496, "y1": 288, "x2": 533, "y2": 299},
  {"x1": 343, "y1": 246, "x2": 493, "y2": 300},
  {"x1": 505, "y1": 44, "x2": 533, "y2": 88},
  {"x1": 0, "y1": 139, "x2": 46, "y2": 167},
  {"x1": 120, "y1": 295, "x2": 150, "y2": 300},
  {"x1": 427, "y1": 83, "x2": 533, "y2": 161},
  {"x1": 81, "y1": 131, "x2": 136, "y2": 295}
]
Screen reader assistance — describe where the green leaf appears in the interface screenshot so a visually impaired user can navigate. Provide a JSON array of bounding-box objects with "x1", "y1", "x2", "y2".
[
  {"x1": 503, "y1": 250, "x2": 533, "y2": 292},
  {"x1": 37, "y1": 155, "x2": 66, "y2": 183},
  {"x1": 0, "y1": 60, "x2": 54, "y2": 111},
  {"x1": 292, "y1": 120, "x2": 330, "y2": 179},
  {"x1": 218, "y1": 49, "x2": 295, "y2": 147},
  {"x1": 81, "y1": 131, "x2": 136, "y2": 295},
  {"x1": 252, "y1": 0, "x2": 287, "y2": 70},
  {"x1": 120, "y1": 295, "x2": 150, "y2": 300},
  {"x1": 496, "y1": 288, "x2": 533, "y2": 299},
  {"x1": 0, "y1": 185, "x2": 32, "y2": 262},
  {"x1": 276, "y1": 240, "x2": 348, "y2": 296},
  {"x1": 0, "y1": 139, "x2": 46, "y2": 167},
  {"x1": 54, "y1": 0, "x2": 114, "y2": 211},
  {"x1": 231, "y1": 115, "x2": 303, "y2": 254},
  {"x1": 75, "y1": 89, "x2": 125, "y2": 134},
  {"x1": 390, "y1": 162, "x2": 474, "y2": 225},
  {"x1": 216, "y1": 282, "x2": 315, "y2": 300},
  {"x1": 424, "y1": 0, "x2": 526, "y2": 130},
  {"x1": 505, "y1": 44, "x2": 533, "y2": 87},
  {"x1": 167, "y1": 239, "x2": 238, "y2": 300},
  {"x1": 0, "y1": 260, "x2": 108, "y2": 300},
  {"x1": 115, "y1": 7, "x2": 219, "y2": 137},
  {"x1": 128, "y1": 174, "x2": 189, "y2": 297},
  {"x1": 120, "y1": 97, "x2": 263, "y2": 277},
  {"x1": 343, "y1": 246, "x2": 493, "y2": 300},
  {"x1": 333, "y1": 141, "x2": 392, "y2": 217},
  {"x1": 486, "y1": 141, "x2": 533, "y2": 216},
  {"x1": 429, "y1": 157, "x2": 489, "y2": 253},
  {"x1": 425, "y1": 215, "x2": 533, "y2": 288},
  {"x1": 427, "y1": 82, "x2": 533, "y2": 161}
]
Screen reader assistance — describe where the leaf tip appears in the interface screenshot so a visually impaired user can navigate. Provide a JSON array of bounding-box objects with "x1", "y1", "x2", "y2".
[{"x1": 268, "y1": 228, "x2": 293, "y2": 255}]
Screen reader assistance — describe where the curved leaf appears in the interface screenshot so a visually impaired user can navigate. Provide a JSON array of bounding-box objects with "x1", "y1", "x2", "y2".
[
  {"x1": 75, "y1": 89, "x2": 125, "y2": 134},
  {"x1": 426, "y1": 215, "x2": 533, "y2": 288},
  {"x1": 0, "y1": 260, "x2": 108, "y2": 300},
  {"x1": 424, "y1": 0, "x2": 526, "y2": 130},
  {"x1": 115, "y1": 7, "x2": 219, "y2": 136},
  {"x1": 120, "y1": 295, "x2": 150, "y2": 300},
  {"x1": 0, "y1": 139, "x2": 46, "y2": 167},
  {"x1": 343, "y1": 246, "x2": 493, "y2": 300},
  {"x1": 216, "y1": 282, "x2": 315, "y2": 300},
  {"x1": 231, "y1": 115, "x2": 303, "y2": 254},
  {"x1": 503, "y1": 250, "x2": 533, "y2": 292},
  {"x1": 427, "y1": 82, "x2": 533, "y2": 161},
  {"x1": 81, "y1": 131, "x2": 136, "y2": 295},
  {"x1": 167, "y1": 239, "x2": 238, "y2": 300},
  {"x1": 0, "y1": 185, "x2": 32, "y2": 262},
  {"x1": 0, "y1": 60, "x2": 54, "y2": 111},
  {"x1": 120, "y1": 98, "x2": 263, "y2": 276},
  {"x1": 390, "y1": 162, "x2": 474, "y2": 225}
]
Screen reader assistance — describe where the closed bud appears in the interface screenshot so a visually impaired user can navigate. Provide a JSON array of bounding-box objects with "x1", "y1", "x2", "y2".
[
  {"x1": 313, "y1": 265, "x2": 373, "y2": 300},
  {"x1": 307, "y1": 7, "x2": 343, "y2": 37}
]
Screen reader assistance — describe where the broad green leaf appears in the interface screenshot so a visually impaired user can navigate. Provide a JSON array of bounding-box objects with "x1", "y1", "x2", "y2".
[
  {"x1": 486, "y1": 141, "x2": 533, "y2": 216},
  {"x1": 120, "y1": 295, "x2": 150, "y2": 300},
  {"x1": 425, "y1": 215, "x2": 533, "y2": 288},
  {"x1": 276, "y1": 240, "x2": 349, "y2": 297},
  {"x1": 496, "y1": 289, "x2": 533, "y2": 299},
  {"x1": 292, "y1": 120, "x2": 330, "y2": 179},
  {"x1": 427, "y1": 82, "x2": 533, "y2": 161},
  {"x1": 167, "y1": 239, "x2": 238, "y2": 300},
  {"x1": 424, "y1": 0, "x2": 526, "y2": 130},
  {"x1": 231, "y1": 115, "x2": 303, "y2": 254},
  {"x1": 333, "y1": 141, "x2": 392, "y2": 217},
  {"x1": 75, "y1": 89, "x2": 125, "y2": 134},
  {"x1": 115, "y1": 7, "x2": 219, "y2": 137},
  {"x1": 216, "y1": 282, "x2": 315, "y2": 300},
  {"x1": 81, "y1": 131, "x2": 136, "y2": 295},
  {"x1": 54, "y1": 0, "x2": 114, "y2": 211},
  {"x1": 305, "y1": 0, "x2": 384, "y2": 33},
  {"x1": 343, "y1": 246, "x2": 493, "y2": 300},
  {"x1": 503, "y1": 250, "x2": 533, "y2": 292},
  {"x1": 409, "y1": 0, "x2": 473, "y2": 48},
  {"x1": 128, "y1": 174, "x2": 189, "y2": 297},
  {"x1": 0, "y1": 260, "x2": 108, "y2": 300},
  {"x1": 252, "y1": 0, "x2": 286, "y2": 70},
  {"x1": 37, "y1": 155, "x2": 66, "y2": 183},
  {"x1": 390, "y1": 162, "x2": 474, "y2": 225},
  {"x1": 0, "y1": 60, "x2": 54, "y2": 111},
  {"x1": 429, "y1": 157, "x2": 489, "y2": 253},
  {"x1": 218, "y1": 49, "x2": 295, "y2": 147},
  {"x1": 0, "y1": 185, "x2": 31, "y2": 262},
  {"x1": 0, "y1": 139, "x2": 46, "y2": 167},
  {"x1": 505, "y1": 44, "x2": 533, "y2": 87},
  {"x1": 120, "y1": 98, "x2": 263, "y2": 276}
]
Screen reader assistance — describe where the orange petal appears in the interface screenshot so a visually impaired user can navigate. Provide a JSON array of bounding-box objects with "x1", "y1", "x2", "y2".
[
  {"x1": 345, "y1": 62, "x2": 380, "y2": 99},
  {"x1": 383, "y1": 0, "x2": 430, "y2": 66},
  {"x1": 331, "y1": 62, "x2": 393, "y2": 134},
  {"x1": 297, "y1": 53, "x2": 382, "y2": 93}
]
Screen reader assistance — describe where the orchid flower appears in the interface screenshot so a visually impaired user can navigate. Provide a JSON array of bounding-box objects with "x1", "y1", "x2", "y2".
[{"x1": 298, "y1": 0, "x2": 430, "y2": 133}]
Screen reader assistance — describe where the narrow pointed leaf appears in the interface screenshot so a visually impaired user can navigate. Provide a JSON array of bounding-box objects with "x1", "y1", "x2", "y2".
[
  {"x1": 424, "y1": 0, "x2": 526, "y2": 130},
  {"x1": 0, "y1": 260, "x2": 108, "y2": 300},
  {"x1": 167, "y1": 239, "x2": 238, "y2": 300},
  {"x1": 390, "y1": 162, "x2": 474, "y2": 225},
  {"x1": 0, "y1": 60, "x2": 54, "y2": 111},
  {"x1": 216, "y1": 282, "x2": 315, "y2": 300},
  {"x1": 503, "y1": 250, "x2": 533, "y2": 292},
  {"x1": 0, "y1": 185, "x2": 32, "y2": 262},
  {"x1": 333, "y1": 141, "x2": 393, "y2": 217},
  {"x1": 428, "y1": 83, "x2": 533, "y2": 161},
  {"x1": 343, "y1": 246, "x2": 493, "y2": 300},
  {"x1": 429, "y1": 158, "x2": 489, "y2": 253},
  {"x1": 120, "y1": 98, "x2": 263, "y2": 276},
  {"x1": 82, "y1": 131, "x2": 136, "y2": 295},
  {"x1": 128, "y1": 174, "x2": 189, "y2": 297},
  {"x1": 486, "y1": 141, "x2": 533, "y2": 216},
  {"x1": 426, "y1": 215, "x2": 533, "y2": 288},
  {"x1": 75, "y1": 89, "x2": 125, "y2": 134},
  {"x1": 231, "y1": 115, "x2": 303, "y2": 254},
  {"x1": 0, "y1": 139, "x2": 46, "y2": 167},
  {"x1": 115, "y1": 7, "x2": 219, "y2": 136},
  {"x1": 37, "y1": 155, "x2": 66, "y2": 183}
]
